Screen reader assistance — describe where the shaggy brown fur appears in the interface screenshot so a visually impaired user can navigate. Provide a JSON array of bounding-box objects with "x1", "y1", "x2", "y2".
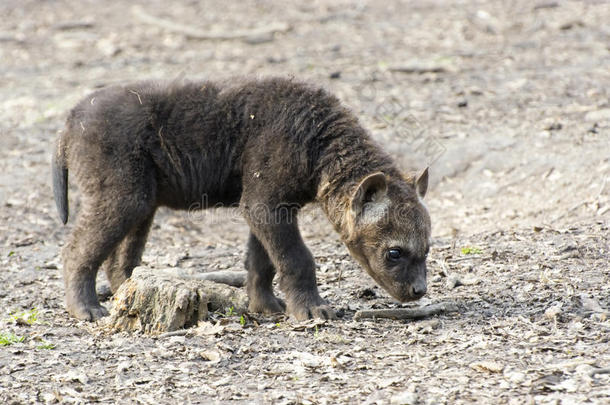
[{"x1": 53, "y1": 77, "x2": 431, "y2": 321}]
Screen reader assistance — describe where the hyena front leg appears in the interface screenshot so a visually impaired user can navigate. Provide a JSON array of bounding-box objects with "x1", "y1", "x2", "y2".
[
  {"x1": 243, "y1": 205, "x2": 336, "y2": 321},
  {"x1": 244, "y1": 232, "x2": 286, "y2": 314}
]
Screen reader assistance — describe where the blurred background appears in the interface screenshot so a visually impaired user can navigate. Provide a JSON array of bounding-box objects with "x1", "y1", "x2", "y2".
[{"x1": 1, "y1": 0, "x2": 608, "y2": 240}]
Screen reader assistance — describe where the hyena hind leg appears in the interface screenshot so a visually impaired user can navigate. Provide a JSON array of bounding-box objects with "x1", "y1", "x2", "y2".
[
  {"x1": 102, "y1": 214, "x2": 155, "y2": 293},
  {"x1": 62, "y1": 199, "x2": 153, "y2": 321}
]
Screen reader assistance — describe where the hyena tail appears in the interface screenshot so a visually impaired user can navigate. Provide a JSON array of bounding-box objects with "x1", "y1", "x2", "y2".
[{"x1": 52, "y1": 133, "x2": 69, "y2": 224}]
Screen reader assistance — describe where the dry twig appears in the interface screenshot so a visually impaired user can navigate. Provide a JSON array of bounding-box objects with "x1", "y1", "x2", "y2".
[
  {"x1": 589, "y1": 367, "x2": 610, "y2": 377},
  {"x1": 132, "y1": 6, "x2": 290, "y2": 41},
  {"x1": 354, "y1": 302, "x2": 459, "y2": 321},
  {"x1": 192, "y1": 270, "x2": 247, "y2": 287}
]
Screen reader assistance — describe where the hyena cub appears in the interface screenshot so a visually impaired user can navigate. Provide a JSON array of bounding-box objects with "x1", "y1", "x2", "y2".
[{"x1": 53, "y1": 77, "x2": 431, "y2": 321}]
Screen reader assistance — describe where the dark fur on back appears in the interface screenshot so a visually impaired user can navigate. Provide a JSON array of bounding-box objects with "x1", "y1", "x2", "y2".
[{"x1": 54, "y1": 77, "x2": 430, "y2": 321}]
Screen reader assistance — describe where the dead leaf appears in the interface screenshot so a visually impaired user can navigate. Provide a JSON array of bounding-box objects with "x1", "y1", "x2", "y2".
[
  {"x1": 544, "y1": 304, "x2": 562, "y2": 319},
  {"x1": 580, "y1": 294, "x2": 605, "y2": 313},
  {"x1": 200, "y1": 350, "x2": 221, "y2": 363},
  {"x1": 289, "y1": 319, "x2": 326, "y2": 331},
  {"x1": 60, "y1": 371, "x2": 89, "y2": 384},
  {"x1": 195, "y1": 321, "x2": 226, "y2": 336},
  {"x1": 469, "y1": 361, "x2": 504, "y2": 373}
]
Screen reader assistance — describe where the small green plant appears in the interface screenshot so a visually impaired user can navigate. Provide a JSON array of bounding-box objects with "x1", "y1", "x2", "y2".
[
  {"x1": 239, "y1": 315, "x2": 246, "y2": 326},
  {"x1": 10, "y1": 308, "x2": 39, "y2": 325},
  {"x1": 37, "y1": 341, "x2": 55, "y2": 350},
  {"x1": 461, "y1": 246, "x2": 482, "y2": 255},
  {"x1": 0, "y1": 332, "x2": 25, "y2": 346},
  {"x1": 226, "y1": 306, "x2": 235, "y2": 317},
  {"x1": 7, "y1": 251, "x2": 15, "y2": 257},
  {"x1": 313, "y1": 325, "x2": 320, "y2": 338},
  {"x1": 275, "y1": 322, "x2": 281, "y2": 328}
]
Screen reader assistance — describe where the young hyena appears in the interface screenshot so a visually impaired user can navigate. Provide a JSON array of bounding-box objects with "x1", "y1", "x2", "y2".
[{"x1": 53, "y1": 77, "x2": 431, "y2": 321}]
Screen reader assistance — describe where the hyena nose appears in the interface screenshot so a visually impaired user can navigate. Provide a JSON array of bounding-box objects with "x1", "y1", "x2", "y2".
[{"x1": 411, "y1": 284, "x2": 427, "y2": 298}]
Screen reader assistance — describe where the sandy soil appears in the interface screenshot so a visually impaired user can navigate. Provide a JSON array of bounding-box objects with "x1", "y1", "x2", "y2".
[{"x1": 0, "y1": 0, "x2": 608, "y2": 403}]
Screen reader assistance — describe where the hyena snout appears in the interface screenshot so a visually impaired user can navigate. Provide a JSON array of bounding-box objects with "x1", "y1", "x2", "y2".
[
  {"x1": 396, "y1": 262, "x2": 427, "y2": 301},
  {"x1": 409, "y1": 262, "x2": 428, "y2": 299},
  {"x1": 409, "y1": 279, "x2": 427, "y2": 298}
]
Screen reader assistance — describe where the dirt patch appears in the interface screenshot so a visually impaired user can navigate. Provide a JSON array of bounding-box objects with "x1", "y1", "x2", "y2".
[{"x1": 0, "y1": 0, "x2": 608, "y2": 403}]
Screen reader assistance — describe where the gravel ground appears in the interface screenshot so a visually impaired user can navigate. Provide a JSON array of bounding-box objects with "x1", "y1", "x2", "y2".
[{"x1": 0, "y1": 0, "x2": 608, "y2": 403}]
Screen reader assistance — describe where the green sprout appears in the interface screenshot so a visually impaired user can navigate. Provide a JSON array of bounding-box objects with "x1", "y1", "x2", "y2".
[
  {"x1": 37, "y1": 341, "x2": 56, "y2": 350},
  {"x1": 461, "y1": 246, "x2": 483, "y2": 255},
  {"x1": 239, "y1": 315, "x2": 246, "y2": 326},
  {"x1": 10, "y1": 308, "x2": 39, "y2": 325},
  {"x1": 0, "y1": 332, "x2": 25, "y2": 346},
  {"x1": 226, "y1": 306, "x2": 235, "y2": 317}
]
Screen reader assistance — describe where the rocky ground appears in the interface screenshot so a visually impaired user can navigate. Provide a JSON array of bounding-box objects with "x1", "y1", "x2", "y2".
[{"x1": 0, "y1": 0, "x2": 608, "y2": 403}]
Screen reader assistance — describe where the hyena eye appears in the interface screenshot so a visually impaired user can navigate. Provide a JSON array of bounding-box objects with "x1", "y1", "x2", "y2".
[{"x1": 386, "y1": 248, "x2": 402, "y2": 262}]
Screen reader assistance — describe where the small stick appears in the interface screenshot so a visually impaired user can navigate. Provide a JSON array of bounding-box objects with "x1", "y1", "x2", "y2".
[
  {"x1": 157, "y1": 329, "x2": 189, "y2": 338},
  {"x1": 388, "y1": 64, "x2": 448, "y2": 74},
  {"x1": 132, "y1": 6, "x2": 290, "y2": 41},
  {"x1": 589, "y1": 367, "x2": 610, "y2": 377},
  {"x1": 354, "y1": 302, "x2": 459, "y2": 321}
]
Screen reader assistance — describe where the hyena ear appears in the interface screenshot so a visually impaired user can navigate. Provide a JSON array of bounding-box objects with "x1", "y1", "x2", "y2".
[
  {"x1": 415, "y1": 167, "x2": 429, "y2": 198},
  {"x1": 402, "y1": 167, "x2": 429, "y2": 198},
  {"x1": 351, "y1": 172, "x2": 388, "y2": 217}
]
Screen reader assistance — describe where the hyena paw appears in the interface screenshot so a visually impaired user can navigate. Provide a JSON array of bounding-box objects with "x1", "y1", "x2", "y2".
[
  {"x1": 287, "y1": 296, "x2": 337, "y2": 321},
  {"x1": 248, "y1": 293, "x2": 286, "y2": 315},
  {"x1": 67, "y1": 301, "x2": 109, "y2": 321}
]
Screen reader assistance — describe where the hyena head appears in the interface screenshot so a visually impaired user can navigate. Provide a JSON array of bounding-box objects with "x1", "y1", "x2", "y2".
[{"x1": 344, "y1": 168, "x2": 431, "y2": 302}]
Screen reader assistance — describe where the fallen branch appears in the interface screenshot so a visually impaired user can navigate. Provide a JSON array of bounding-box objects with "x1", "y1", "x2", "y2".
[
  {"x1": 354, "y1": 302, "x2": 459, "y2": 321},
  {"x1": 191, "y1": 270, "x2": 247, "y2": 287},
  {"x1": 589, "y1": 367, "x2": 610, "y2": 377},
  {"x1": 158, "y1": 268, "x2": 247, "y2": 287},
  {"x1": 132, "y1": 6, "x2": 290, "y2": 41}
]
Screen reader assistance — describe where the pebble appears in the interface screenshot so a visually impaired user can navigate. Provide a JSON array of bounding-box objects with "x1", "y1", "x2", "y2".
[
  {"x1": 390, "y1": 391, "x2": 418, "y2": 405},
  {"x1": 585, "y1": 109, "x2": 610, "y2": 122},
  {"x1": 579, "y1": 294, "x2": 604, "y2": 313},
  {"x1": 446, "y1": 274, "x2": 463, "y2": 289},
  {"x1": 116, "y1": 360, "x2": 132, "y2": 373},
  {"x1": 544, "y1": 304, "x2": 562, "y2": 319},
  {"x1": 61, "y1": 370, "x2": 89, "y2": 384},
  {"x1": 504, "y1": 370, "x2": 526, "y2": 384}
]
